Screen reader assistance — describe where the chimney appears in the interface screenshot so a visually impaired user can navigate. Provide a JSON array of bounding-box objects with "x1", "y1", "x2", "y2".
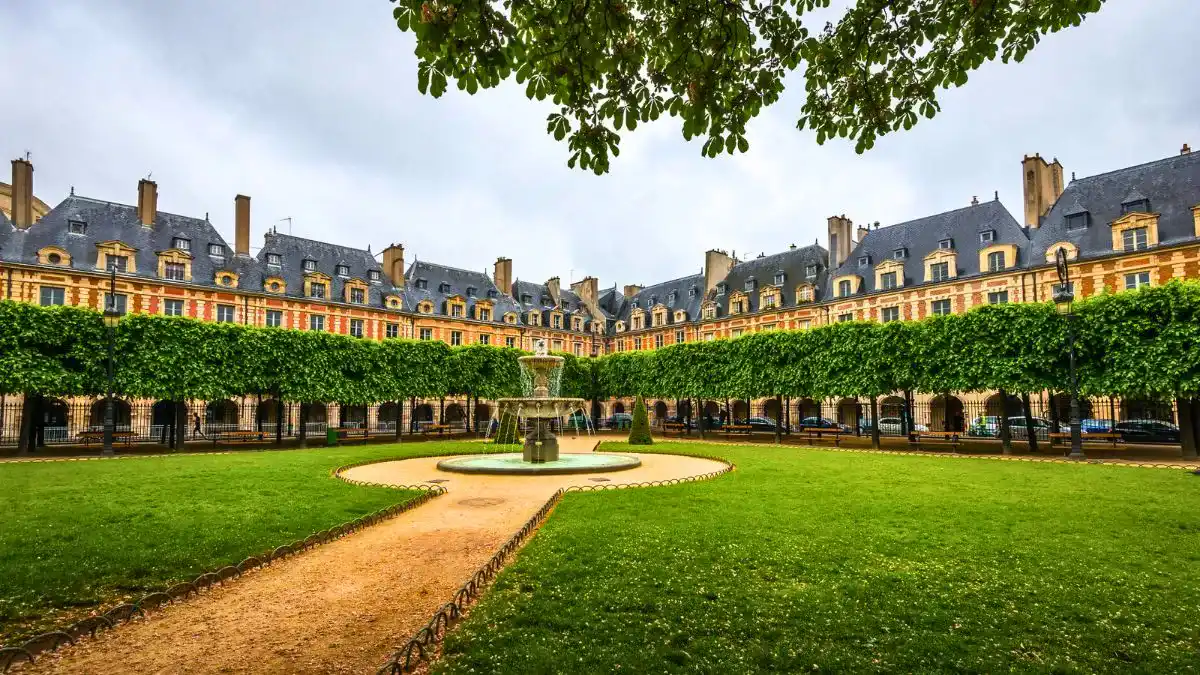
[
  {"x1": 1021, "y1": 153, "x2": 1065, "y2": 228},
  {"x1": 971, "y1": 195, "x2": 979, "y2": 206},
  {"x1": 382, "y1": 243, "x2": 406, "y2": 288},
  {"x1": 135, "y1": 179, "x2": 158, "y2": 227},
  {"x1": 703, "y1": 249, "x2": 736, "y2": 294},
  {"x1": 856, "y1": 225, "x2": 869, "y2": 242},
  {"x1": 1183, "y1": 143, "x2": 1192, "y2": 155},
  {"x1": 10, "y1": 158, "x2": 34, "y2": 229},
  {"x1": 493, "y1": 257, "x2": 512, "y2": 294},
  {"x1": 570, "y1": 276, "x2": 599, "y2": 303},
  {"x1": 234, "y1": 194, "x2": 251, "y2": 256},
  {"x1": 546, "y1": 276, "x2": 562, "y2": 306},
  {"x1": 827, "y1": 214, "x2": 853, "y2": 267},
  {"x1": 623, "y1": 284, "x2": 643, "y2": 299}
]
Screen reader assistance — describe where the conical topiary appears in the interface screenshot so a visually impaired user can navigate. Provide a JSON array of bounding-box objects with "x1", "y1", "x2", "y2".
[
  {"x1": 628, "y1": 396, "x2": 653, "y2": 445},
  {"x1": 492, "y1": 410, "x2": 521, "y2": 445}
]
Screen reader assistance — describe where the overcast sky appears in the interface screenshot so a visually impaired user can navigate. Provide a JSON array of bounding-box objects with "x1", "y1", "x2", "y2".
[{"x1": 3, "y1": 1, "x2": 1198, "y2": 289}]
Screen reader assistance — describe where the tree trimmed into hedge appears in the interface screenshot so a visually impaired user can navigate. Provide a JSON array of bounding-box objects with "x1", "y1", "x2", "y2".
[{"x1": 629, "y1": 396, "x2": 653, "y2": 445}]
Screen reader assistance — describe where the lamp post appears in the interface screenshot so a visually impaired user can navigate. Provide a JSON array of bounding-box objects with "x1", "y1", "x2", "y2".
[
  {"x1": 1051, "y1": 248, "x2": 1084, "y2": 461},
  {"x1": 101, "y1": 267, "x2": 121, "y2": 456}
]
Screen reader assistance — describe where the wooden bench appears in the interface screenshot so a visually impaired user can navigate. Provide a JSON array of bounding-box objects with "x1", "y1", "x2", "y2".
[
  {"x1": 213, "y1": 430, "x2": 268, "y2": 446},
  {"x1": 1049, "y1": 432, "x2": 1122, "y2": 448},
  {"x1": 797, "y1": 426, "x2": 844, "y2": 446},
  {"x1": 333, "y1": 427, "x2": 370, "y2": 445},
  {"x1": 422, "y1": 424, "x2": 452, "y2": 437},
  {"x1": 722, "y1": 424, "x2": 753, "y2": 436},
  {"x1": 909, "y1": 430, "x2": 961, "y2": 452},
  {"x1": 663, "y1": 422, "x2": 688, "y2": 437},
  {"x1": 78, "y1": 430, "x2": 136, "y2": 447}
]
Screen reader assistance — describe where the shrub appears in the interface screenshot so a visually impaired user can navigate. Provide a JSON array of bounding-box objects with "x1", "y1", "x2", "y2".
[{"x1": 628, "y1": 396, "x2": 653, "y2": 445}]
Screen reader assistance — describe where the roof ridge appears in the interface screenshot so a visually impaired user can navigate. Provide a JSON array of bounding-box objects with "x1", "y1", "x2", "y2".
[
  {"x1": 66, "y1": 195, "x2": 212, "y2": 224},
  {"x1": 412, "y1": 260, "x2": 492, "y2": 278},
  {"x1": 878, "y1": 200, "x2": 1004, "y2": 231},
  {"x1": 1072, "y1": 150, "x2": 1195, "y2": 184},
  {"x1": 266, "y1": 231, "x2": 374, "y2": 255}
]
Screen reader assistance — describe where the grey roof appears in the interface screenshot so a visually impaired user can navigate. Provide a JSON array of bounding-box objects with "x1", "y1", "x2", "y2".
[
  {"x1": 712, "y1": 244, "x2": 829, "y2": 314},
  {"x1": 0, "y1": 195, "x2": 238, "y2": 286},
  {"x1": 257, "y1": 232, "x2": 397, "y2": 306},
  {"x1": 0, "y1": 211, "x2": 11, "y2": 255},
  {"x1": 1030, "y1": 150, "x2": 1200, "y2": 262},
  {"x1": 403, "y1": 259, "x2": 520, "y2": 323},
  {"x1": 510, "y1": 278, "x2": 600, "y2": 331},
  {"x1": 619, "y1": 273, "x2": 705, "y2": 326},
  {"x1": 826, "y1": 200, "x2": 1027, "y2": 299}
]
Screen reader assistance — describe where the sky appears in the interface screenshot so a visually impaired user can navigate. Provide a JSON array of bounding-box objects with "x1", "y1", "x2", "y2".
[{"x1": 2, "y1": 0, "x2": 1198, "y2": 290}]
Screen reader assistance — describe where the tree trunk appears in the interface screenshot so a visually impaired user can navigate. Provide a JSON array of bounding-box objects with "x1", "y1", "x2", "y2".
[
  {"x1": 1021, "y1": 393, "x2": 1038, "y2": 453},
  {"x1": 275, "y1": 398, "x2": 284, "y2": 446},
  {"x1": 298, "y1": 403, "x2": 309, "y2": 448},
  {"x1": 870, "y1": 395, "x2": 881, "y2": 449},
  {"x1": 395, "y1": 400, "x2": 403, "y2": 442},
  {"x1": 784, "y1": 396, "x2": 791, "y2": 435},
  {"x1": 176, "y1": 401, "x2": 187, "y2": 450},
  {"x1": 439, "y1": 398, "x2": 445, "y2": 425},
  {"x1": 900, "y1": 390, "x2": 912, "y2": 436},
  {"x1": 1178, "y1": 397, "x2": 1197, "y2": 460},
  {"x1": 17, "y1": 394, "x2": 34, "y2": 455},
  {"x1": 998, "y1": 389, "x2": 1013, "y2": 454},
  {"x1": 774, "y1": 394, "x2": 783, "y2": 445},
  {"x1": 942, "y1": 392, "x2": 951, "y2": 432},
  {"x1": 696, "y1": 398, "x2": 705, "y2": 440},
  {"x1": 1190, "y1": 397, "x2": 1200, "y2": 460},
  {"x1": 1047, "y1": 392, "x2": 1060, "y2": 449}
]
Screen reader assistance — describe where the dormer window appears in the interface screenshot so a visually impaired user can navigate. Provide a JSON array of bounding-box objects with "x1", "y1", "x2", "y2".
[
  {"x1": 310, "y1": 282, "x2": 326, "y2": 299},
  {"x1": 838, "y1": 279, "x2": 852, "y2": 296},
  {"x1": 1121, "y1": 199, "x2": 1149, "y2": 214},
  {"x1": 716, "y1": 283, "x2": 727, "y2": 295},
  {"x1": 632, "y1": 300, "x2": 639, "y2": 309},
  {"x1": 937, "y1": 239, "x2": 953, "y2": 250},
  {"x1": 773, "y1": 272, "x2": 785, "y2": 285},
  {"x1": 415, "y1": 278, "x2": 428, "y2": 290},
  {"x1": 466, "y1": 286, "x2": 477, "y2": 298},
  {"x1": 744, "y1": 278, "x2": 756, "y2": 292},
  {"x1": 209, "y1": 244, "x2": 225, "y2": 257},
  {"x1": 521, "y1": 293, "x2": 532, "y2": 304},
  {"x1": 668, "y1": 291, "x2": 677, "y2": 305},
  {"x1": 335, "y1": 264, "x2": 350, "y2": 277},
  {"x1": 1066, "y1": 212, "x2": 1089, "y2": 231},
  {"x1": 303, "y1": 259, "x2": 317, "y2": 272},
  {"x1": 266, "y1": 253, "x2": 282, "y2": 266},
  {"x1": 172, "y1": 237, "x2": 191, "y2": 251},
  {"x1": 880, "y1": 272, "x2": 898, "y2": 290},
  {"x1": 893, "y1": 248, "x2": 907, "y2": 260},
  {"x1": 68, "y1": 220, "x2": 87, "y2": 235},
  {"x1": 541, "y1": 295, "x2": 550, "y2": 305},
  {"x1": 487, "y1": 289, "x2": 497, "y2": 299},
  {"x1": 649, "y1": 295, "x2": 658, "y2": 305},
  {"x1": 439, "y1": 282, "x2": 451, "y2": 293},
  {"x1": 979, "y1": 230, "x2": 995, "y2": 244},
  {"x1": 857, "y1": 256, "x2": 870, "y2": 267},
  {"x1": 688, "y1": 286, "x2": 698, "y2": 298},
  {"x1": 805, "y1": 264, "x2": 818, "y2": 278},
  {"x1": 368, "y1": 270, "x2": 381, "y2": 282}
]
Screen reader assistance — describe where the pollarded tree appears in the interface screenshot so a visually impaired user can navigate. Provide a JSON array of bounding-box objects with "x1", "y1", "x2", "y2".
[{"x1": 392, "y1": 0, "x2": 1105, "y2": 173}]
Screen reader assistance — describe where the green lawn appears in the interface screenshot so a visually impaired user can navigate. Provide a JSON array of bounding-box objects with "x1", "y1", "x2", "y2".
[
  {"x1": 439, "y1": 443, "x2": 1200, "y2": 673},
  {"x1": 0, "y1": 441, "x2": 465, "y2": 644}
]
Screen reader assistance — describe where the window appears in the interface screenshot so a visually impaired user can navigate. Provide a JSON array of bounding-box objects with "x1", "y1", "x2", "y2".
[
  {"x1": 634, "y1": 337, "x2": 643, "y2": 350},
  {"x1": 369, "y1": 270, "x2": 381, "y2": 282},
  {"x1": 450, "y1": 304, "x2": 463, "y2": 318},
  {"x1": 450, "y1": 331, "x2": 463, "y2": 346},
  {"x1": 350, "y1": 287, "x2": 366, "y2": 304},
  {"x1": 857, "y1": 256, "x2": 870, "y2": 268},
  {"x1": 268, "y1": 281, "x2": 282, "y2": 292},
  {"x1": 420, "y1": 328, "x2": 432, "y2": 340},
  {"x1": 172, "y1": 237, "x2": 190, "y2": 251},
  {"x1": 553, "y1": 339, "x2": 563, "y2": 351},
  {"x1": 689, "y1": 286, "x2": 698, "y2": 298},
  {"x1": 208, "y1": 244, "x2": 225, "y2": 257},
  {"x1": 773, "y1": 272, "x2": 785, "y2": 285},
  {"x1": 107, "y1": 255, "x2": 128, "y2": 273},
  {"x1": 881, "y1": 306, "x2": 900, "y2": 323},
  {"x1": 266, "y1": 253, "x2": 282, "y2": 266},
  {"x1": 303, "y1": 259, "x2": 316, "y2": 272},
  {"x1": 797, "y1": 286, "x2": 813, "y2": 302},
  {"x1": 880, "y1": 272, "x2": 897, "y2": 290},
  {"x1": 466, "y1": 286, "x2": 477, "y2": 298},
  {"x1": 763, "y1": 295, "x2": 777, "y2": 309},
  {"x1": 552, "y1": 314, "x2": 562, "y2": 329},
  {"x1": 731, "y1": 329, "x2": 744, "y2": 338},
  {"x1": 655, "y1": 334, "x2": 664, "y2": 348},
  {"x1": 716, "y1": 283, "x2": 727, "y2": 295},
  {"x1": 987, "y1": 251, "x2": 1006, "y2": 272},
  {"x1": 310, "y1": 282, "x2": 326, "y2": 299},
  {"x1": 1122, "y1": 227, "x2": 1149, "y2": 251},
  {"x1": 668, "y1": 291, "x2": 677, "y2": 304},
  {"x1": 676, "y1": 329, "x2": 685, "y2": 344},
  {"x1": 931, "y1": 299, "x2": 951, "y2": 316},
  {"x1": 310, "y1": 315, "x2": 325, "y2": 331},
  {"x1": 336, "y1": 265, "x2": 350, "y2": 277},
  {"x1": 1125, "y1": 271, "x2": 1151, "y2": 290},
  {"x1": 838, "y1": 312, "x2": 853, "y2": 322},
  {"x1": 440, "y1": 283, "x2": 452, "y2": 293},
  {"x1": 1121, "y1": 199, "x2": 1149, "y2": 214},
  {"x1": 349, "y1": 319, "x2": 364, "y2": 338},
  {"x1": 105, "y1": 293, "x2": 127, "y2": 316},
  {"x1": 68, "y1": 220, "x2": 87, "y2": 235},
  {"x1": 164, "y1": 299, "x2": 185, "y2": 317},
  {"x1": 520, "y1": 293, "x2": 532, "y2": 304},
  {"x1": 266, "y1": 310, "x2": 282, "y2": 327},
  {"x1": 987, "y1": 291, "x2": 1009, "y2": 304},
  {"x1": 479, "y1": 308, "x2": 491, "y2": 322},
  {"x1": 930, "y1": 262, "x2": 950, "y2": 282},
  {"x1": 1066, "y1": 213, "x2": 1089, "y2": 231},
  {"x1": 216, "y1": 304, "x2": 235, "y2": 322},
  {"x1": 893, "y1": 248, "x2": 906, "y2": 260},
  {"x1": 703, "y1": 333, "x2": 714, "y2": 342},
  {"x1": 478, "y1": 334, "x2": 490, "y2": 345},
  {"x1": 163, "y1": 262, "x2": 186, "y2": 280},
  {"x1": 416, "y1": 279, "x2": 428, "y2": 290},
  {"x1": 805, "y1": 264, "x2": 818, "y2": 278},
  {"x1": 487, "y1": 289, "x2": 498, "y2": 299},
  {"x1": 938, "y1": 238, "x2": 953, "y2": 250},
  {"x1": 385, "y1": 322, "x2": 398, "y2": 338},
  {"x1": 732, "y1": 300, "x2": 745, "y2": 314},
  {"x1": 979, "y1": 230, "x2": 995, "y2": 244},
  {"x1": 574, "y1": 343, "x2": 583, "y2": 356},
  {"x1": 506, "y1": 336, "x2": 516, "y2": 347},
  {"x1": 218, "y1": 274, "x2": 235, "y2": 287},
  {"x1": 838, "y1": 279, "x2": 852, "y2": 296},
  {"x1": 39, "y1": 286, "x2": 65, "y2": 306},
  {"x1": 47, "y1": 252, "x2": 63, "y2": 265}
]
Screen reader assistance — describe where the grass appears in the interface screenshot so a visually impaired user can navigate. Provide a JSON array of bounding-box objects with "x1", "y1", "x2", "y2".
[
  {"x1": 438, "y1": 443, "x2": 1200, "y2": 674},
  {"x1": 0, "y1": 441, "x2": 471, "y2": 644}
]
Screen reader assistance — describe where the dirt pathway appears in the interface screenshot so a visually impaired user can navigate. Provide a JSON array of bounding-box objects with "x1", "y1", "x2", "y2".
[{"x1": 27, "y1": 444, "x2": 726, "y2": 674}]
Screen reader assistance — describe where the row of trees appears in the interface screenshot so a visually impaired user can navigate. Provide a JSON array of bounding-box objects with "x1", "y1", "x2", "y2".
[{"x1": 3, "y1": 281, "x2": 1199, "y2": 455}]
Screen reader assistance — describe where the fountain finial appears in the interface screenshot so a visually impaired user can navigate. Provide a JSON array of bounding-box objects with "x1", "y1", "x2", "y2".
[{"x1": 534, "y1": 338, "x2": 548, "y2": 356}]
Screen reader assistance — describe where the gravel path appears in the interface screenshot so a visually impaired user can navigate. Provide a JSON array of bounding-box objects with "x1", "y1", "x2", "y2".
[{"x1": 26, "y1": 444, "x2": 726, "y2": 674}]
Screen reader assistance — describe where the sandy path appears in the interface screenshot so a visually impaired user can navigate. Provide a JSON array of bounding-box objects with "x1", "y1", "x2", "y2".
[{"x1": 27, "y1": 442, "x2": 726, "y2": 674}]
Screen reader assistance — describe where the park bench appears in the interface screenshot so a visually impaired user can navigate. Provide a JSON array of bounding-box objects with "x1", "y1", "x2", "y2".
[
  {"x1": 422, "y1": 424, "x2": 452, "y2": 437},
  {"x1": 1049, "y1": 432, "x2": 1122, "y2": 448},
  {"x1": 78, "y1": 430, "x2": 135, "y2": 447},
  {"x1": 797, "y1": 426, "x2": 844, "y2": 446},
  {"x1": 722, "y1": 424, "x2": 753, "y2": 436},
  {"x1": 663, "y1": 422, "x2": 689, "y2": 437},
  {"x1": 212, "y1": 430, "x2": 267, "y2": 447},
  {"x1": 908, "y1": 430, "x2": 961, "y2": 452},
  {"x1": 332, "y1": 427, "x2": 370, "y2": 445}
]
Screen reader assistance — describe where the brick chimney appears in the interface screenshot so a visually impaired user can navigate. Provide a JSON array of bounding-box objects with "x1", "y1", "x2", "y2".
[
  {"x1": 827, "y1": 215, "x2": 853, "y2": 267},
  {"x1": 9, "y1": 158, "x2": 34, "y2": 229},
  {"x1": 493, "y1": 257, "x2": 512, "y2": 294},
  {"x1": 703, "y1": 249, "x2": 735, "y2": 293},
  {"x1": 1021, "y1": 153, "x2": 1064, "y2": 228},
  {"x1": 546, "y1": 276, "x2": 561, "y2": 306},
  {"x1": 136, "y1": 179, "x2": 158, "y2": 227},
  {"x1": 382, "y1": 244, "x2": 405, "y2": 288},
  {"x1": 856, "y1": 224, "x2": 869, "y2": 243},
  {"x1": 234, "y1": 195, "x2": 251, "y2": 256},
  {"x1": 623, "y1": 284, "x2": 643, "y2": 298}
]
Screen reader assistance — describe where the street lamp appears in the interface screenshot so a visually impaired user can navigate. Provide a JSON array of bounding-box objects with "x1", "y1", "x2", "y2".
[
  {"x1": 1051, "y1": 248, "x2": 1084, "y2": 461},
  {"x1": 101, "y1": 267, "x2": 121, "y2": 456}
]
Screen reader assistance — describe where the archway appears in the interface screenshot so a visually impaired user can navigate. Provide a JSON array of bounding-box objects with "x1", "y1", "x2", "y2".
[
  {"x1": 341, "y1": 404, "x2": 367, "y2": 429},
  {"x1": 762, "y1": 399, "x2": 780, "y2": 421},
  {"x1": 931, "y1": 394, "x2": 965, "y2": 432},
  {"x1": 796, "y1": 398, "x2": 821, "y2": 420},
  {"x1": 205, "y1": 400, "x2": 239, "y2": 432},
  {"x1": 89, "y1": 398, "x2": 131, "y2": 431},
  {"x1": 836, "y1": 398, "x2": 859, "y2": 428},
  {"x1": 653, "y1": 401, "x2": 668, "y2": 421},
  {"x1": 880, "y1": 396, "x2": 905, "y2": 419},
  {"x1": 613, "y1": 402, "x2": 626, "y2": 415},
  {"x1": 378, "y1": 402, "x2": 399, "y2": 431},
  {"x1": 151, "y1": 400, "x2": 178, "y2": 443},
  {"x1": 305, "y1": 403, "x2": 328, "y2": 432},
  {"x1": 444, "y1": 403, "x2": 465, "y2": 426},
  {"x1": 257, "y1": 399, "x2": 281, "y2": 427},
  {"x1": 732, "y1": 400, "x2": 749, "y2": 422},
  {"x1": 984, "y1": 393, "x2": 1022, "y2": 418},
  {"x1": 474, "y1": 402, "x2": 492, "y2": 426},
  {"x1": 677, "y1": 400, "x2": 692, "y2": 419},
  {"x1": 413, "y1": 403, "x2": 434, "y2": 423}
]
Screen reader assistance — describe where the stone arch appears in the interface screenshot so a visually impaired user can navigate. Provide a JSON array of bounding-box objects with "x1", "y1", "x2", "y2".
[
  {"x1": 836, "y1": 398, "x2": 860, "y2": 428},
  {"x1": 984, "y1": 392, "x2": 1022, "y2": 418},
  {"x1": 796, "y1": 397, "x2": 821, "y2": 420},
  {"x1": 653, "y1": 401, "x2": 669, "y2": 420},
  {"x1": 89, "y1": 398, "x2": 131, "y2": 430},
  {"x1": 41, "y1": 397, "x2": 70, "y2": 442},
  {"x1": 341, "y1": 404, "x2": 368, "y2": 428},
  {"x1": 474, "y1": 402, "x2": 492, "y2": 423},
  {"x1": 205, "y1": 399, "x2": 239, "y2": 431},
  {"x1": 444, "y1": 403, "x2": 465, "y2": 423},
  {"x1": 931, "y1": 394, "x2": 965, "y2": 432},
  {"x1": 676, "y1": 400, "x2": 692, "y2": 419},
  {"x1": 613, "y1": 402, "x2": 626, "y2": 415},
  {"x1": 880, "y1": 396, "x2": 906, "y2": 419},
  {"x1": 307, "y1": 402, "x2": 328, "y2": 427},
  {"x1": 378, "y1": 402, "x2": 400, "y2": 430},
  {"x1": 257, "y1": 399, "x2": 281, "y2": 426},
  {"x1": 732, "y1": 400, "x2": 749, "y2": 422},
  {"x1": 762, "y1": 398, "x2": 780, "y2": 421},
  {"x1": 413, "y1": 403, "x2": 434, "y2": 423}
]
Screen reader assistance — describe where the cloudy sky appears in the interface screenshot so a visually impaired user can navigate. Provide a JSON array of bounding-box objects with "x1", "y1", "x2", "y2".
[{"x1": 2, "y1": 1, "x2": 1197, "y2": 289}]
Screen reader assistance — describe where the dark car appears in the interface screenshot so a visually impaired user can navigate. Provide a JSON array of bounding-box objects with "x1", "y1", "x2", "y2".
[
  {"x1": 799, "y1": 417, "x2": 852, "y2": 432},
  {"x1": 1081, "y1": 418, "x2": 1114, "y2": 434},
  {"x1": 745, "y1": 416, "x2": 780, "y2": 432},
  {"x1": 607, "y1": 413, "x2": 633, "y2": 429},
  {"x1": 1114, "y1": 419, "x2": 1180, "y2": 443}
]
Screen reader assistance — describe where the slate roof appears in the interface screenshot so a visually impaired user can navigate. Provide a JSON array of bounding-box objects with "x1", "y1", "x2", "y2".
[
  {"x1": 825, "y1": 200, "x2": 1027, "y2": 299},
  {"x1": 1029, "y1": 150, "x2": 1200, "y2": 262},
  {"x1": 510, "y1": 278, "x2": 599, "y2": 332},
  {"x1": 0, "y1": 195, "x2": 238, "y2": 285},
  {"x1": 403, "y1": 259, "x2": 519, "y2": 323},
  {"x1": 0, "y1": 211, "x2": 11, "y2": 255},
  {"x1": 619, "y1": 273, "x2": 705, "y2": 325},
  {"x1": 257, "y1": 232, "x2": 397, "y2": 307},
  {"x1": 712, "y1": 244, "x2": 829, "y2": 314}
]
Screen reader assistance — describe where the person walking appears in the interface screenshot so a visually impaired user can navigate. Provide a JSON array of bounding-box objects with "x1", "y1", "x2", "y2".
[{"x1": 193, "y1": 412, "x2": 204, "y2": 439}]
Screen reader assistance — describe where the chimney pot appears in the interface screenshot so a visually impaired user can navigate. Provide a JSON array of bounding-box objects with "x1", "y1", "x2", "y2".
[
  {"x1": 234, "y1": 195, "x2": 251, "y2": 256},
  {"x1": 971, "y1": 195, "x2": 979, "y2": 206},
  {"x1": 1183, "y1": 143, "x2": 1192, "y2": 155}
]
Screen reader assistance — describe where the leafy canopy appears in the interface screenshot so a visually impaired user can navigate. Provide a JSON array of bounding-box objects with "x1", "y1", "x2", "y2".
[{"x1": 392, "y1": 0, "x2": 1104, "y2": 173}]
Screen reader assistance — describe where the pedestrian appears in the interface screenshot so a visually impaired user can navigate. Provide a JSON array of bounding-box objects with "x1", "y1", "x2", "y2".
[{"x1": 193, "y1": 412, "x2": 204, "y2": 439}]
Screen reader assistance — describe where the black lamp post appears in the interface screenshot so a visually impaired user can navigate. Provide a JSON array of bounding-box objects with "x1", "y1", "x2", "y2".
[
  {"x1": 101, "y1": 267, "x2": 121, "y2": 456},
  {"x1": 1051, "y1": 249, "x2": 1084, "y2": 461}
]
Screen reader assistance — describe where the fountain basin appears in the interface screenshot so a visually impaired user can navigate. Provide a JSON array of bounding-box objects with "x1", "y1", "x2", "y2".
[
  {"x1": 496, "y1": 397, "x2": 586, "y2": 419},
  {"x1": 436, "y1": 452, "x2": 641, "y2": 475}
]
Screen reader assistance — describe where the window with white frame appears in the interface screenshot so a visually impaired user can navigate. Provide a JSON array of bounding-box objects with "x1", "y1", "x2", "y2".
[
  {"x1": 930, "y1": 299, "x2": 951, "y2": 316},
  {"x1": 987, "y1": 251, "x2": 1006, "y2": 272},
  {"x1": 40, "y1": 286, "x2": 65, "y2": 306},
  {"x1": 451, "y1": 330, "x2": 463, "y2": 346},
  {"x1": 420, "y1": 327, "x2": 432, "y2": 340},
  {"x1": 164, "y1": 299, "x2": 185, "y2": 317},
  {"x1": 266, "y1": 310, "x2": 282, "y2": 327},
  {"x1": 349, "y1": 319, "x2": 364, "y2": 338},
  {"x1": 209, "y1": 244, "x2": 225, "y2": 257},
  {"x1": 987, "y1": 290, "x2": 1009, "y2": 304},
  {"x1": 930, "y1": 262, "x2": 950, "y2": 282},
  {"x1": 310, "y1": 315, "x2": 325, "y2": 331},
  {"x1": 385, "y1": 322, "x2": 399, "y2": 338},
  {"x1": 172, "y1": 237, "x2": 190, "y2": 251},
  {"x1": 881, "y1": 306, "x2": 900, "y2": 323},
  {"x1": 216, "y1": 304, "x2": 235, "y2": 323},
  {"x1": 1122, "y1": 227, "x2": 1149, "y2": 251},
  {"x1": 1125, "y1": 271, "x2": 1151, "y2": 290}
]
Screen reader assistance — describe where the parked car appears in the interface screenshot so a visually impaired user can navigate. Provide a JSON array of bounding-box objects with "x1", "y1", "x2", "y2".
[
  {"x1": 1081, "y1": 418, "x2": 1114, "y2": 434},
  {"x1": 745, "y1": 416, "x2": 780, "y2": 432},
  {"x1": 967, "y1": 416, "x2": 1002, "y2": 437},
  {"x1": 969, "y1": 416, "x2": 1067, "y2": 440},
  {"x1": 863, "y1": 416, "x2": 928, "y2": 435},
  {"x1": 1114, "y1": 419, "x2": 1180, "y2": 443},
  {"x1": 607, "y1": 413, "x2": 633, "y2": 429},
  {"x1": 799, "y1": 417, "x2": 853, "y2": 433}
]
